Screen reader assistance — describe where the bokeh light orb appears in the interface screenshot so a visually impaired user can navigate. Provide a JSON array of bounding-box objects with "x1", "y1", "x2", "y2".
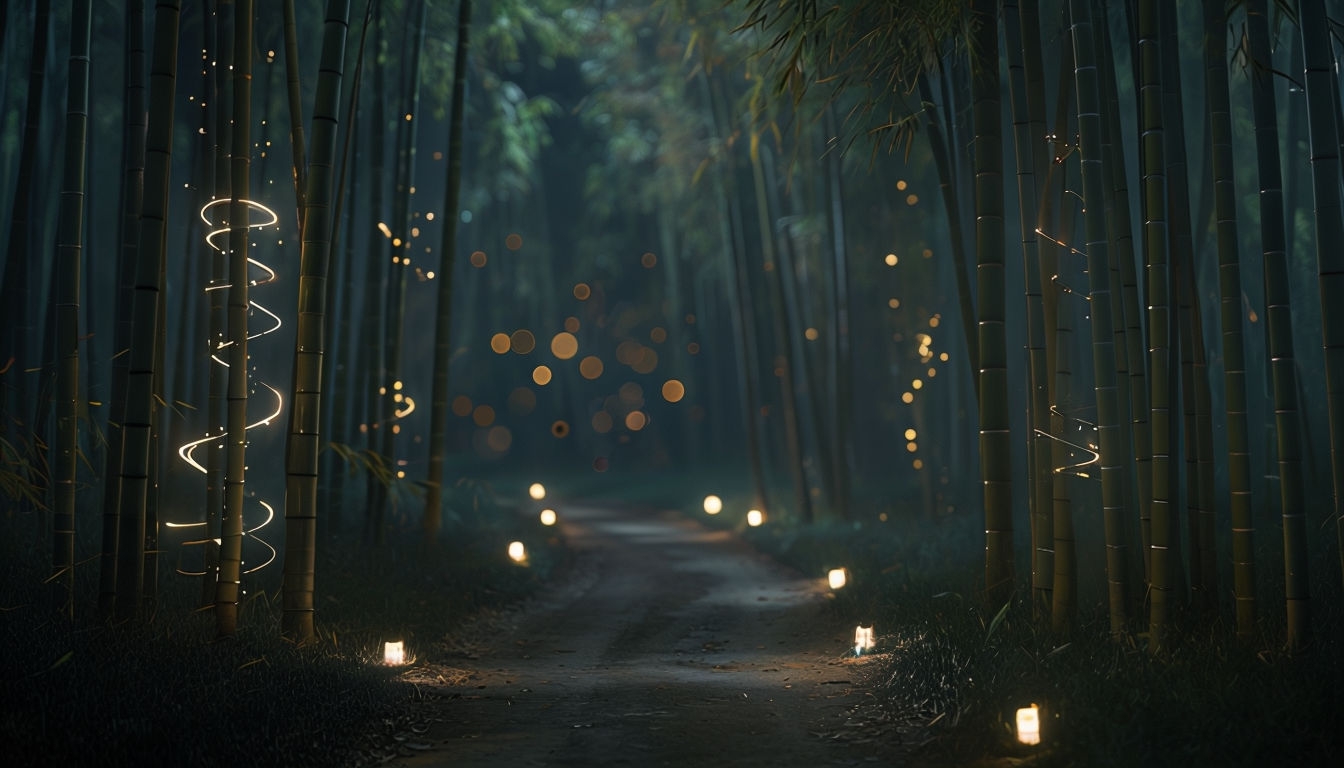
[
  {"x1": 528, "y1": 483, "x2": 546, "y2": 500},
  {"x1": 508, "y1": 541, "x2": 527, "y2": 563},
  {"x1": 703, "y1": 495, "x2": 723, "y2": 515},
  {"x1": 747, "y1": 509, "x2": 764, "y2": 527},
  {"x1": 539, "y1": 508, "x2": 557, "y2": 526}
]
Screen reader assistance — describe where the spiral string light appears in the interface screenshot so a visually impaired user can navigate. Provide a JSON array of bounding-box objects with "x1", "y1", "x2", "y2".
[{"x1": 167, "y1": 198, "x2": 282, "y2": 577}]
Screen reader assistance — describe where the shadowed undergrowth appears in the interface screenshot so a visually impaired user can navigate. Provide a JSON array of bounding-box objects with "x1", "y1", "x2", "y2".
[{"x1": 0, "y1": 480, "x2": 561, "y2": 768}]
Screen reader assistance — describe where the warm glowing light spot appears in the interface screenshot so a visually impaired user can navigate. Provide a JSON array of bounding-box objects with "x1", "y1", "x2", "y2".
[
  {"x1": 1016, "y1": 705, "x2": 1041, "y2": 745},
  {"x1": 828, "y1": 568, "x2": 847, "y2": 590},
  {"x1": 912, "y1": 379, "x2": 923, "y2": 390},
  {"x1": 392, "y1": 424, "x2": 401, "y2": 435},
  {"x1": 928, "y1": 367, "x2": 937, "y2": 377},
  {"x1": 929, "y1": 315, "x2": 940, "y2": 328},
  {"x1": 564, "y1": 316, "x2": 580, "y2": 333},
  {"x1": 551, "y1": 420, "x2": 569, "y2": 437},
  {"x1": 452, "y1": 395, "x2": 472, "y2": 417},
  {"x1": 1248, "y1": 309, "x2": 1259, "y2": 323},
  {"x1": 579, "y1": 356, "x2": 604, "y2": 380},
  {"x1": 855, "y1": 625, "x2": 876, "y2": 654},
  {"x1": 884, "y1": 253, "x2": 898, "y2": 266},
  {"x1": 426, "y1": 271, "x2": 435, "y2": 279},
  {"x1": 922, "y1": 248, "x2": 933, "y2": 259},
  {"x1": 747, "y1": 509, "x2": 764, "y2": 527},
  {"x1": 540, "y1": 508, "x2": 557, "y2": 526},
  {"x1": 396, "y1": 469, "x2": 405, "y2": 478},
  {"x1": 901, "y1": 392, "x2": 914, "y2": 404},
  {"x1": 528, "y1": 483, "x2": 546, "y2": 500},
  {"x1": 490, "y1": 333, "x2": 510, "y2": 354},
  {"x1": 661, "y1": 379, "x2": 685, "y2": 403},
  {"x1": 470, "y1": 250, "x2": 487, "y2": 267},
  {"x1": 378, "y1": 221, "x2": 392, "y2": 239},
  {"x1": 896, "y1": 179, "x2": 907, "y2": 190},
  {"x1": 703, "y1": 495, "x2": 723, "y2": 515},
  {"x1": 510, "y1": 329, "x2": 536, "y2": 354},
  {"x1": 888, "y1": 298, "x2": 900, "y2": 309},
  {"x1": 913, "y1": 458, "x2": 924, "y2": 470},
  {"x1": 426, "y1": 212, "x2": 435, "y2": 221},
  {"x1": 551, "y1": 332, "x2": 579, "y2": 360},
  {"x1": 384, "y1": 641, "x2": 405, "y2": 665},
  {"x1": 879, "y1": 512, "x2": 888, "y2": 522},
  {"x1": 591, "y1": 410, "x2": 613, "y2": 433},
  {"x1": 631, "y1": 348, "x2": 659, "y2": 374},
  {"x1": 904, "y1": 428, "x2": 917, "y2": 441},
  {"x1": 505, "y1": 233, "x2": 523, "y2": 250},
  {"x1": 640, "y1": 251, "x2": 657, "y2": 268},
  {"x1": 487, "y1": 426, "x2": 512, "y2": 452},
  {"x1": 907, "y1": 441, "x2": 918, "y2": 452},
  {"x1": 508, "y1": 541, "x2": 527, "y2": 563},
  {"x1": 804, "y1": 327, "x2": 819, "y2": 341},
  {"x1": 532, "y1": 365, "x2": 553, "y2": 386},
  {"x1": 625, "y1": 410, "x2": 647, "y2": 431},
  {"x1": 650, "y1": 326, "x2": 667, "y2": 343},
  {"x1": 404, "y1": 112, "x2": 413, "y2": 121},
  {"x1": 939, "y1": 352, "x2": 949, "y2": 361},
  {"x1": 906, "y1": 194, "x2": 919, "y2": 205},
  {"x1": 574, "y1": 282, "x2": 591, "y2": 300},
  {"x1": 392, "y1": 237, "x2": 402, "y2": 247},
  {"x1": 472, "y1": 404, "x2": 495, "y2": 427}
]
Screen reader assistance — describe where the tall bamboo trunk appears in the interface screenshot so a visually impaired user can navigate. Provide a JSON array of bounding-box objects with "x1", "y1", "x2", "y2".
[
  {"x1": 282, "y1": 0, "x2": 306, "y2": 231},
  {"x1": 969, "y1": 0, "x2": 1013, "y2": 607},
  {"x1": 1203, "y1": 0, "x2": 1255, "y2": 638},
  {"x1": 52, "y1": 0, "x2": 92, "y2": 619},
  {"x1": 1298, "y1": 0, "x2": 1344, "y2": 604},
  {"x1": 215, "y1": 0, "x2": 253, "y2": 638},
  {"x1": 115, "y1": 0, "x2": 182, "y2": 622},
  {"x1": 99, "y1": 0, "x2": 147, "y2": 618},
  {"x1": 1070, "y1": 0, "x2": 1129, "y2": 636},
  {"x1": 281, "y1": 0, "x2": 350, "y2": 643},
  {"x1": 1139, "y1": 0, "x2": 1175, "y2": 654},
  {"x1": 424, "y1": 0, "x2": 470, "y2": 536}
]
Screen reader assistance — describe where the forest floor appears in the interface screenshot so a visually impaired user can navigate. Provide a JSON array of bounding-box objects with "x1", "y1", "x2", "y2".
[{"x1": 342, "y1": 502, "x2": 926, "y2": 767}]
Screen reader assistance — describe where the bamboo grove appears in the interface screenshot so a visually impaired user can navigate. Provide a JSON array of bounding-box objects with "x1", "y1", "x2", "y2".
[{"x1": 1, "y1": 0, "x2": 1342, "y2": 655}]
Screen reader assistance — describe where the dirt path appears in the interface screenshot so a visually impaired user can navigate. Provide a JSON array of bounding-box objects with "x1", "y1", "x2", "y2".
[{"x1": 370, "y1": 503, "x2": 914, "y2": 767}]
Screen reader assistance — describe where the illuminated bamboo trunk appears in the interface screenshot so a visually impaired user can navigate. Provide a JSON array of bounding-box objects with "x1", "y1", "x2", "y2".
[
  {"x1": 115, "y1": 0, "x2": 181, "y2": 622},
  {"x1": 1003, "y1": 0, "x2": 1052, "y2": 618},
  {"x1": 1203, "y1": 0, "x2": 1255, "y2": 639},
  {"x1": 969, "y1": 0, "x2": 1013, "y2": 607},
  {"x1": 1247, "y1": 0, "x2": 1308, "y2": 652},
  {"x1": 1138, "y1": 0, "x2": 1174, "y2": 654},
  {"x1": 282, "y1": 0, "x2": 307, "y2": 230},
  {"x1": 425, "y1": 0, "x2": 471, "y2": 536},
  {"x1": 215, "y1": 0, "x2": 252, "y2": 638},
  {"x1": 282, "y1": 0, "x2": 351, "y2": 642},
  {"x1": 52, "y1": 0, "x2": 92, "y2": 619}
]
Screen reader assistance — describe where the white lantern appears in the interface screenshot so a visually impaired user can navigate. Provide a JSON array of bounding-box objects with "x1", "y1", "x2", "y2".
[
  {"x1": 1016, "y1": 704, "x2": 1041, "y2": 745},
  {"x1": 539, "y1": 508, "x2": 557, "y2": 526},
  {"x1": 703, "y1": 495, "x2": 722, "y2": 515},
  {"x1": 528, "y1": 482, "x2": 546, "y2": 500},
  {"x1": 854, "y1": 625, "x2": 875, "y2": 654},
  {"x1": 746, "y1": 509, "x2": 764, "y2": 527},
  {"x1": 383, "y1": 641, "x2": 405, "y2": 666},
  {"x1": 828, "y1": 568, "x2": 847, "y2": 590},
  {"x1": 508, "y1": 540, "x2": 527, "y2": 563}
]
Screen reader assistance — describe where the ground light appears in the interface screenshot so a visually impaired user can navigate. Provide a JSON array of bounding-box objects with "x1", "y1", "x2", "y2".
[
  {"x1": 746, "y1": 509, "x2": 764, "y2": 527},
  {"x1": 828, "y1": 568, "x2": 847, "y2": 590},
  {"x1": 1016, "y1": 704, "x2": 1041, "y2": 745},
  {"x1": 539, "y1": 508, "x2": 557, "y2": 526},
  {"x1": 703, "y1": 495, "x2": 722, "y2": 515},
  {"x1": 508, "y1": 541, "x2": 527, "y2": 563},
  {"x1": 528, "y1": 483, "x2": 546, "y2": 500},
  {"x1": 854, "y1": 626, "x2": 875, "y2": 655},
  {"x1": 383, "y1": 641, "x2": 405, "y2": 666}
]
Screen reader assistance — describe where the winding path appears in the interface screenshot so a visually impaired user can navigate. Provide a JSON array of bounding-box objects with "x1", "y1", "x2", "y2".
[{"x1": 379, "y1": 503, "x2": 911, "y2": 766}]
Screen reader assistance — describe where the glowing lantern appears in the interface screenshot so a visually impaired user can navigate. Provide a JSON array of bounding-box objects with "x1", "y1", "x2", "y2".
[
  {"x1": 828, "y1": 568, "x2": 847, "y2": 590},
  {"x1": 854, "y1": 625, "x2": 875, "y2": 654},
  {"x1": 383, "y1": 641, "x2": 405, "y2": 666},
  {"x1": 528, "y1": 483, "x2": 546, "y2": 500},
  {"x1": 539, "y1": 508, "x2": 557, "y2": 526},
  {"x1": 508, "y1": 541, "x2": 527, "y2": 563},
  {"x1": 1016, "y1": 704, "x2": 1041, "y2": 745},
  {"x1": 703, "y1": 495, "x2": 722, "y2": 515},
  {"x1": 746, "y1": 509, "x2": 764, "y2": 527}
]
